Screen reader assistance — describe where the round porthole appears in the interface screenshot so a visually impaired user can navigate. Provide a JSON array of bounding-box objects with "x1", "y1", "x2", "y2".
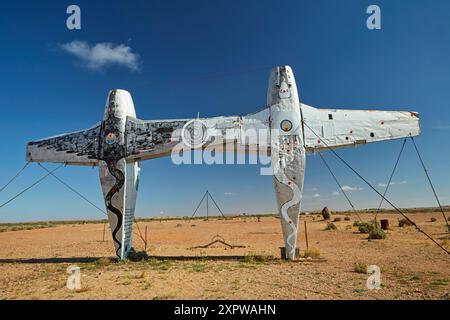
[{"x1": 280, "y1": 120, "x2": 293, "y2": 132}]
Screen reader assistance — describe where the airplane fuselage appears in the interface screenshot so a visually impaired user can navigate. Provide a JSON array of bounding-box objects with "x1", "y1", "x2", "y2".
[
  {"x1": 98, "y1": 90, "x2": 140, "y2": 259},
  {"x1": 25, "y1": 65, "x2": 420, "y2": 260}
]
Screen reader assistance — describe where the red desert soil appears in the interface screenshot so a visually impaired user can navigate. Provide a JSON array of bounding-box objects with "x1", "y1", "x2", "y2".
[{"x1": 0, "y1": 212, "x2": 449, "y2": 300}]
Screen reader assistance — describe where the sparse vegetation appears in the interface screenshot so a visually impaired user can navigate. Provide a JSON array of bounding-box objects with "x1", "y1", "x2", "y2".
[
  {"x1": 398, "y1": 219, "x2": 414, "y2": 227},
  {"x1": 147, "y1": 258, "x2": 173, "y2": 270},
  {"x1": 95, "y1": 257, "x2": 112, "y2": 266},
  {"x1": 354, "y1": 221, "x2": 386, "y2": 239},
  {"x1": 127, "y1": 249, "x2": 149, "y2": 261},
  {"x1": 191, "y1": 263, "x2": 207, "y2": 272},
  {"x1": 369, "y1": 226, "x2": 386, "y2": 240},
  {"x1": 344, "y1": 217, "x2": 351, "y2": 221},
  {"x1": 430, "y1": 217, "x2": 437, "y2": 222},
  {"x1": 356, "y1": 222, "x2": 372, "y2": 234},
  {"x1": 430, "y1": 278, "x2": 449, "y2": 286},
  {"x1": 152, "y1": 295, "x2": 175, "y2": 300},
  {"x1": 324, "y1": 222, "x2": 337, "y2": 231},
  {"x1": 242, "y1": 255, "x2": 276, "y2": 264},
  {"x1": 2, "y1": 210, "x2": 450, "y2": 300},
  {"x1": 302, "y1": 247, "x2": 321, "y2": 259},
  {"x1": 354, "y1": 262, "x2": 367, "y2": 274},
  {"x1": 333, "y1": 217, "x2": 342, "y2": 222},
  {"x1": 0, "y1": 222, "x2": 56, "y2": 233}
]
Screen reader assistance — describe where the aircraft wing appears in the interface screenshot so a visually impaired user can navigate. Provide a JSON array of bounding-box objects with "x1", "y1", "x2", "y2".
[
  {"x1": 125, "y1": 107, "x2": 271, "y2": 161},
  {"x1": 26, "y1": 123, "x2": 101, "y2": 165},
  {"x1": 301, "y1": 104, "x2": 421, "y2": 152}
]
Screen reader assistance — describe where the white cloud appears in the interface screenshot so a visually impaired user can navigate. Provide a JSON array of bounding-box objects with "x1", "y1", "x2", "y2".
[
  {"x1": 433, "y1": 122, "x2": 450, "y2": 130},
  {"x1": 60, "y1": 41, "x2": 140, "y2": 71},
  {"x1": 341, "y1": 185, "x2": 364, "y2": 192},
  {"x1": 304, "y1": 193, "x2": 321, "y2": 199},
  {"x1": 378, "y1": 181, "x2": 407, "y2": 188},
  {"x1": 332, "y1": 191, "x2": 340, "y2": 196},
  {"x1": 224, "y1": 192, "x2": 234, "y2": 196},
  {"x1": 311, "y1": 187, "x2": 318, "y2": 191}
]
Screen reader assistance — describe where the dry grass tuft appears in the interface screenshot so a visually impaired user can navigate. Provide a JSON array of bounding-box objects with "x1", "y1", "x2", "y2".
[
  {"x1": 324, "y1": 222, "x2": 337, "y2": 231},
  {"x1": 127, "y1": 249, "x2": 149, "y2": 262},
  {"x1": 303, "y1": 247, "x2": 321, "y2": 259},
  {"x1": 354, "y1": 262, "x2": 367, "y2": 274},
  {"x1": 399, "y1": 219, "x2": 413, "y2": 227}
]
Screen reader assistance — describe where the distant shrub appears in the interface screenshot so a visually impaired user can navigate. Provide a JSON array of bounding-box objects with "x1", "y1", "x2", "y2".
[
  {"x1": 354, "y1": 262, "x2": 367, "y2": 274},
  {"x1": 358, "y1": 222, "x2": 373, "y2": 234},
  {"x1": 324, "y1": 222, "x2": 337, "y2": 231},
  {"x1": 357, "y1": 221, "x2": 384, "y2": 239},
  {"x1": 399, "y1": 219, "x2": 413, "y2": 227},
  {"x1": 322, "y1": 207, "x2": 332, "y2": 220},
  {"x1": 344, "y1": 217, "x2": 351, "y2": 221},
  {"x1": 430, "y1": 217, "x2": 437, "y2": 222},
  {"x1": 369, "y1": 227, "x2": 386, "y2": 240},
  {"x1": 333, "y1": 217, "x2": 342, "y2": 222}
]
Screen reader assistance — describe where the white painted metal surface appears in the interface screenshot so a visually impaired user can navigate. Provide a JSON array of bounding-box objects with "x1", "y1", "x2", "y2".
[{"x1": 26, "y1": 66, "x2": 421, "y2": 260}]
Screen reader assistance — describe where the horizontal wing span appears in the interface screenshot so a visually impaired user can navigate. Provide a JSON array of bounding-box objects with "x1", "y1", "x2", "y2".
[
  {"x1": 26, "y1": 123, "x2": 101, "y2": 165},
  {"x1": 125, "y1": 118, "x2": 189, "y2": 160},
  {"x1": 125, "y1": 107, "x2": 271, "y2": 161},
  {"x1": 301, "y1": 104, "x2": 420, "y2": 152}
]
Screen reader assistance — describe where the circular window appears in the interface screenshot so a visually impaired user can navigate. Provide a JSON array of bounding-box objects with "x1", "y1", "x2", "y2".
[{"x1": 280, "y1": 120, "x2": 293, "y2": 132}]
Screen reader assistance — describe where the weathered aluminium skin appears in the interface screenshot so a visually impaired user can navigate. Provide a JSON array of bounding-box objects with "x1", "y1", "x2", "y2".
[
  {"x1": 26, "y1": 66, "x2": 420, "y2": 260},
  {"x1": 268, "y1": 67, "x2": 305, "y2": 260}
]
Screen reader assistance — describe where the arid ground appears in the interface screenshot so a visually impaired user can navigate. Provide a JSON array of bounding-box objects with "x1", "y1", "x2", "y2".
[{"x1": 0, "y1": 212, "x2": 449, "y2": 300}]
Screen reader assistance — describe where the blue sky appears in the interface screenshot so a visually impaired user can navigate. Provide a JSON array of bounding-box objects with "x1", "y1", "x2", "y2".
[{"x1": 1, "y1": 0, "x2": 449, "y2": 222}]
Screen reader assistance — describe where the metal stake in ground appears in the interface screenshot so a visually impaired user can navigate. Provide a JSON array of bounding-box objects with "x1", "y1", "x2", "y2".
[
  {"x1": 304, "y1": 220, "x2": 309, "y2": 250},
  {"x1": 145, "y1": 226, "x2": 148, "y2": 252},
  {"x1": 102, "y1": 222, "x2": 106, "y2": 242}
]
